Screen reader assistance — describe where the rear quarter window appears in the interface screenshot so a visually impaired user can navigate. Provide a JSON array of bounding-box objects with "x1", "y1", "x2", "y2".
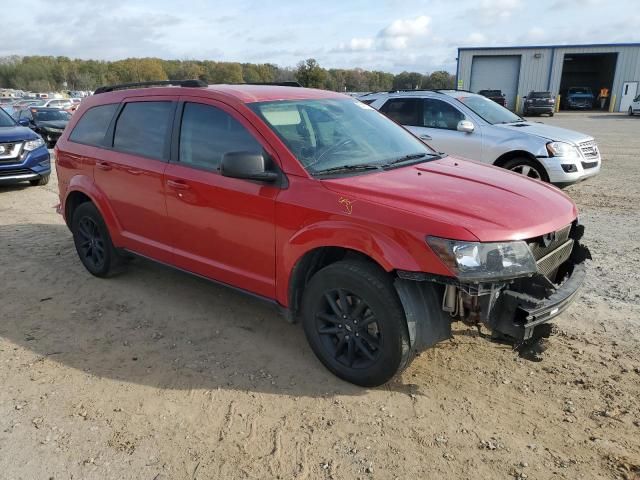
[{"x1": 69, "y1": 104, "x2": 118, "y2": 146}]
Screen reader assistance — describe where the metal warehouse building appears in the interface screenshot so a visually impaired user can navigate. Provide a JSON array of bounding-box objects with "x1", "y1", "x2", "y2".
[{"x1": 456, "y1": 43, "x2": 640, "y2": 113}]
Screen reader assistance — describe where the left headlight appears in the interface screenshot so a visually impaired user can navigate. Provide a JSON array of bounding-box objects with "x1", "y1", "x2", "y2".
[
  {"x1": 427, "y1": 236, "x2": 537, "y2": 282},
  {"x1": 23, "y1": 138, "x2": 45, "y2": 151},
  {"x1": 547, "y1": 141, "x2": 580, "y2": 158}
]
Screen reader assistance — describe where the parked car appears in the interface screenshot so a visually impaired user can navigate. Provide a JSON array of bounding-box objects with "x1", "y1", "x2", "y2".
[
  {"x1": 55, "y1": 80, "x2": 590, "y2": 386},
  {"x1": 523, "y1": 91, "x2": 555, "y2": 116},
  {"x1": 360, "y1": 90, "x2": 600, "y2": 186},
  {"x1": 562, "y1": 87, "x2": 594, "y2": 110},
  {"x1": 477, "y1": 89, "x2": 506, "y2": 107},
  {"x1": 0, "y1": 106, "x2": 50, "y2": 186},
  {"x1": 41, "y1": 98, "x2": 73, "y2": 109},
  {"x1": 628, "y1": 94, "x2": 640, "y2": 116},
  {"x1": 11, "y1": 99, "x2": 45, "y2": 110},
  {"x1": 16, "y1": 107, "x2": 71, "y2": 147}
]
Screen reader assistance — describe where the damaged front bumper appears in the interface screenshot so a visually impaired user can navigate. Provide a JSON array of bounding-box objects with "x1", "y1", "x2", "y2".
[{"x1": 395, "y1": 239, "x2": 590, "y2": 351}]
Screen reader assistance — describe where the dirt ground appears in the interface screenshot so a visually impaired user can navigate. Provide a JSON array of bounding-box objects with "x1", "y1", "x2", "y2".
[{"x1": 1, "y1": 112, "x2": 639, "y2": 480}]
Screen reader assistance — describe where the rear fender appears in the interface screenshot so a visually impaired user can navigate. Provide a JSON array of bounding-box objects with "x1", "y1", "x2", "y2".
[{"x1": 66, "y1": 175, "x2": 123, "y2": 245}]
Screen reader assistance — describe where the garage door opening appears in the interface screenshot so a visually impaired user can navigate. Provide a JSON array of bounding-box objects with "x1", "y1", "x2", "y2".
[
  {"x1": 559, "y1": 53, "x2": 617, "y2": 111},
  {"x1": 470, "y1": 55, "x2": 521, "y2": 111}
]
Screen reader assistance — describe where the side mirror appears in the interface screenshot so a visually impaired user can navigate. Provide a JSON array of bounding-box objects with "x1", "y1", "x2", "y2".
[
  {"x1": 221, "y1": 152, "x2": 279, "y2": 182},
  {"x1": 457, "y1": 120, "x2": 475, "y2": 133},
  {"x1": 18, "y1": 118, "x2": 30, "y2": 126}
]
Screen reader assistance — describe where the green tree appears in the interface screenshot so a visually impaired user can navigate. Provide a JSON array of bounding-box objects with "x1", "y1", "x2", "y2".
[{"x1": 295, "y1": 58, "x2": 326, "y2": 88}]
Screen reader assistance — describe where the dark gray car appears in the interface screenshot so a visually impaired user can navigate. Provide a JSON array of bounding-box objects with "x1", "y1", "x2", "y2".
[{"x1": 524, "y1": 91, "x2": 555, "y2": 116}]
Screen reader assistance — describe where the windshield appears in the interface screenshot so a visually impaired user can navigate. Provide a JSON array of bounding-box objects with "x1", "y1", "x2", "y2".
[
  {"x1": 0, "y1": 107, "x2": 16, "y2": 127},
  {"x1": 569, "y1": 87, "x2": 592, "y2": 95},
  {"x1": 250, "y1": 99, "x2": 437, "y2": 174},
  {"x1": 33, "y1": 110, "x2": 71, "y2": 122},
  {"x1": 457, "y1": 95, "x2": 522, "y2": 124}
]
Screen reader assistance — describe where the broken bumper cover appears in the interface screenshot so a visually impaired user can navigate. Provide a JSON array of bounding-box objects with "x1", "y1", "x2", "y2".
[{"x1": 489, "y1": 260, "x2": 586, "y2": 341}]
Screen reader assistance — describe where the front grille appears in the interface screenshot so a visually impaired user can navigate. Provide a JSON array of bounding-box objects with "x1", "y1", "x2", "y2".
[
  {"x1": 0, "y1": 168, "x2": 32, "y2": 177},
  {"x1": 579, "y1": 140, "x2": 599, "y2": 159},
  {"x1": 581, "y1": 160, "x2": 598, "y2": 169},
  {"x1": 0, "y1": 141, "x2": 22, "y2": 161},
  {"x1": 536, "y1": 240, "x2": 574, "y2": 279},
  {"x1": 528, "y1": 224, "x2": 571, "y2": 260}
]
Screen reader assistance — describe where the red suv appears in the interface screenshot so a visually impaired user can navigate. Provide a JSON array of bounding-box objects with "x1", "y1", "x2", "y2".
[{"x1": 55, "y1": 80, "x2": 589, "y2": 386}]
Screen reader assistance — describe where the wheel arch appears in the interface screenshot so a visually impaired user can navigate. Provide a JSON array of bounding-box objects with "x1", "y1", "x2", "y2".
[
  {"x1": 281, "y1": 219, "x2": 431, "y2": 315},
  {"x1": 64, "y1": 176, "x2": 122, "y2": 242},
  {"x1": 493, "y1": 150, "x2": 549, "y2": 181}
]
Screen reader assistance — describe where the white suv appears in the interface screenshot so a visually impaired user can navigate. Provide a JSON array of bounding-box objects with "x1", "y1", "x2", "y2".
[
  {"x1": 629, "y1": 94, "x2": 640, "y2": 116},
  {"x1": 360, "y1": 90, "x2": 601, "y2": 186}
]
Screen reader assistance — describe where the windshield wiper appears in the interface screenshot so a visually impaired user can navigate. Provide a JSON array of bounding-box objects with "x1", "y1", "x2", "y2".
[
  {"x1": 312, "y1": 164, "x2": 381, "y2": 175},
  {"x1": 381, "y1": 152, "x2": 439, "y2": 168}
]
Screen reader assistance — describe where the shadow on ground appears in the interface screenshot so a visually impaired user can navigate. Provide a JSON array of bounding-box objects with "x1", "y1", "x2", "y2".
[{"x1": 0, "y1": 223, "x2": 423, "y2": 398}]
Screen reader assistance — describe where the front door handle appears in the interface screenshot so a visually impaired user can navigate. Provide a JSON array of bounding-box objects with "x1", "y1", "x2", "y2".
[
  {"x1": 126, "y1": 168, "x2": 143, "y2": 175},
  {"x1": 166, "y1": 179, "x2": 190, "y2": 190},
  {"x1": 96, "y1": 161, "x2": 112, "y2": 171},
  {"x1": 419, "y1": 134, "x2": 432, "y2": 141}
]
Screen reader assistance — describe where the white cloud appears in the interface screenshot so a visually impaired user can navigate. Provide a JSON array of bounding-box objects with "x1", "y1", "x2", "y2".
[
  {"x1": 379, "y1": 16, "x2": 431, "y2": 38},
  {"x1": 336, "y1": 37, "x2": 375, "y2": 52},
  {"x1": 335, "y1": 15, "x2": 432, "y2": 54},
  {"x1": 467, "y1": 32, "x2": 487, "y2": 45}
]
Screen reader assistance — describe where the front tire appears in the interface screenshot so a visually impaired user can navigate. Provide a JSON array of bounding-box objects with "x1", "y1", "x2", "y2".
[
  {"x1": 71, "y1": 202, "x2": 124, "y2": 277},
  {"x1": 630, "y1": 107, "x2": 634, "y2": 116},
  {"x1": 301, "y1": 260, "x2": 410, "y2": 387},
  {"x1": 29, "y1": 174, "x2": 50, "y2": 186},
  {"x1": 502, "y1": 157, "x2": 549, "y2": 182}
]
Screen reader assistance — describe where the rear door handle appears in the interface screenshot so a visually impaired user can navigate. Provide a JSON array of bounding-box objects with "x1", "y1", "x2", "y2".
[
  {"x1": 419, "y1": 134, "x2": 432, "y2": 141},
  {"x1": 166, "y1": 179, "x2": 190, "y2": 190},
  {"x1": 126, "y1": 168, "x2": 143, "y2": 175},
  {"x1": 96, "y1": 161, "x2": 112, "y2": 171}
]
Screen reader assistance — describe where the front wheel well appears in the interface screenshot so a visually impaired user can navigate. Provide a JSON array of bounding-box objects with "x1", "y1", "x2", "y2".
[
  {"x1": 64, "y1": 191, "x2": 92, "y2": 229},
  {"x1": 493, "y1": 151, "x2": 549, "y2": 182},
  {"x1": 287, "y1": 247, "x2": 388, "y2": 323}
]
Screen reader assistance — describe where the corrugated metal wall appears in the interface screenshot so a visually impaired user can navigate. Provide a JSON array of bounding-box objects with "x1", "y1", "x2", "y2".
[{"x1": 457, "y1": 44, "x2": 640, "y2": 112}]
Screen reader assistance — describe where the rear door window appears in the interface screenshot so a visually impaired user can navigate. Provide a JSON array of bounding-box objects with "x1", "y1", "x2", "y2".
[
  {"x1": 113, "y1": 101, "x2": 174, "y2": 160},
  {"x1": 69, "y1": 104, "x2": 118, "y2": 147},
  {"x1": 379, "y1": 98, "x2": 423, "y2": 126},
  {"x1": 178, "y1": 102, "x2": 262, "y2": 172}
]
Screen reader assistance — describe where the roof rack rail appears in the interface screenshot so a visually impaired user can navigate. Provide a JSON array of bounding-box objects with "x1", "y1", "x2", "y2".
[
  {"x1": 94, "y1": 79, "x2": 207, "y2": 95},
  {"x1": 242, "y1": 81, "x2": 302, "y2": 87}
]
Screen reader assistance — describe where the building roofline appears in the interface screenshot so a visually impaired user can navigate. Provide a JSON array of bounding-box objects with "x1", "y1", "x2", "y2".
[{"x1": 458, "y1": 42, "x2": 640, "y2": 52}]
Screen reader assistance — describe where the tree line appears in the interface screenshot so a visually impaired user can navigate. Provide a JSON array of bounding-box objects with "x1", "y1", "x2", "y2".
[{"x1": 0, "y1": 56, "x2": 455, "y2": 93}]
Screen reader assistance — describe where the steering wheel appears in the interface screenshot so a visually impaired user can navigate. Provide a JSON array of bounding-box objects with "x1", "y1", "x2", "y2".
[{"x1": 308, "y1": 138, "x2": 355, "y2": 168}]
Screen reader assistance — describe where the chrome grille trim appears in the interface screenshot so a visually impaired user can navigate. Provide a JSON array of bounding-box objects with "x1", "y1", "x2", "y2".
[
  {"x1": 0, "y1": 142, "x2": 22, "y2": 161},
  {"x1": 578, "y1": 140, "x2": 599, "y2": 159},
  {"x1": 536, "y1": 239, "x2": 574, "y2": 278},
  {"x1": 528, "y1": 224, "x2": 572, "y2": 260}
]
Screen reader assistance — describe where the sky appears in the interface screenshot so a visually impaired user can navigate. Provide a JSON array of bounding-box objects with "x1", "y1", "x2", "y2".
[{"x1": 2, "y1": 0, "x2": 638, "y2": 73}]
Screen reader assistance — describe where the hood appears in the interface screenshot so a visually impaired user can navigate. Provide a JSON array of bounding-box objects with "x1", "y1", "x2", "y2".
[
  {"x1": 322, "y1": 156, "x2": 577, "y2": 242},
  {"x1": 495, "y1": 121, "x2": 592, "y2": 144},
  {"x1": 37, "y1": 120, "x2": 68, "y2": 130},
  {"x1": 0, "y1": 125, "x2": 39, "y2": 143}
]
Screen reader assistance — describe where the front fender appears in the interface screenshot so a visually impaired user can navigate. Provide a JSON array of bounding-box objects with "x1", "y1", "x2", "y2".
[
  {"x1": 276, "y1": 220, "x2": 428, "y2": 306},
  {"x1": 66, "y1": 175, "x2": 123, "y2": 244}
]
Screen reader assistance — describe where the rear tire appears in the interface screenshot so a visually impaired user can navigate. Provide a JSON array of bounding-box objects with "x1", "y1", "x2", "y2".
[
  {"x1": 29, "y1": 174, "x2": 50, "y2": 186},
  {"x1": 71, "y1": 202, "x2": 124, "y2": 277},
  {"x1": 301, "y1": 260, "x2": 410, "y2": 387},
  {"x1": 501, "y1": 157, "x2": 549, "y2": 182},
  {"x1": 549, "y1": 111, "x2": 554, "y2": 117},
  {"x1": 630, "y1": 107, "x2": 634, "y2": 116}
]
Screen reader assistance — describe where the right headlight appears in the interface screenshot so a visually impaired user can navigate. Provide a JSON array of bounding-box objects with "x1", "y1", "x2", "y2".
[
  {"x1": 546, "y1": 141, "x2": 580, "y2": 158},
  {"x1": 23, "y1": 138, "x2": 45, "y2": 151},
  {"x1": 426, "y1": 236, "x2": 537, "y2": 282}
]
